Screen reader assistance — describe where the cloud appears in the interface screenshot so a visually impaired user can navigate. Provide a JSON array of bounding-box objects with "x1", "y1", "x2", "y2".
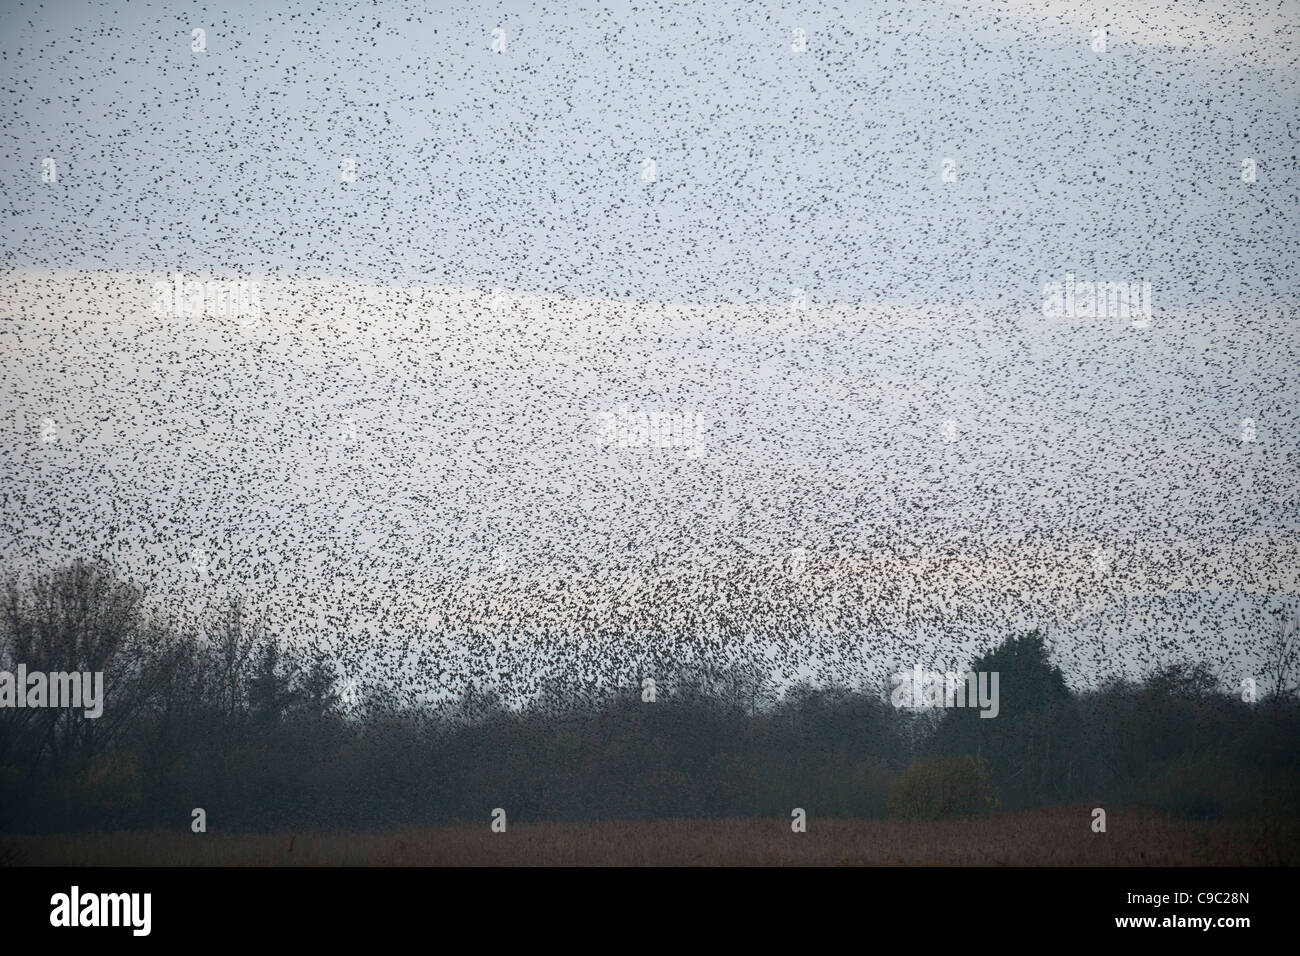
[{"x1": 943, "y1": 0, "x2": 1298, "y2": 69}]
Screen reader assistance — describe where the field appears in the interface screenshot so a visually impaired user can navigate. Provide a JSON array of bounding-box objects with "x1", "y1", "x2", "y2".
[{"x1": 6, "y1": 807, "x2": 1296, "y2": 866}]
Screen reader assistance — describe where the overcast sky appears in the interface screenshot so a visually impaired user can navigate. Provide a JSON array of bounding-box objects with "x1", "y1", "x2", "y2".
[
  {"x1": 2, "y1": 0, "x2": 1296, "y2": 304},
  {"x1": 1, "y1": 1, "x2": 1297, "y2": 700}
]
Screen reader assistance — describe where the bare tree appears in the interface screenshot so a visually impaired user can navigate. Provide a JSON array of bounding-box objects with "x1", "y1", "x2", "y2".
[
  {"x1": 0, "y1": 560, "x2": 143, "y2": 773},
  {"x1": 1263, "y1": 611, "x2": 1300, "y2": 700},
  {"x1": 207, "y1": 596, "x2": 259, "y2": 723}
]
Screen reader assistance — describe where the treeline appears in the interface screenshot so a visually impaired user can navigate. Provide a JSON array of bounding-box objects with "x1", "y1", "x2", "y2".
[{"x1": 1, "y1": 560, "x2": 1297, "y2": 833}]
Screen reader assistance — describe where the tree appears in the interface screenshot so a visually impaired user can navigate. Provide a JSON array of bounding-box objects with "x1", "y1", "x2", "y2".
[
  {"x1": 0, "y1": 560, "x2": 144, "y2": 774},
  {"x1": 929, "y1": 631, "x2": 1074, "y2": 808},
  {"x1": 248, "y1": 639, "x2": 298, "y2": 726},
  {"x1": 1264, "y1": 612, "x2": 1300, "y2": 701}
]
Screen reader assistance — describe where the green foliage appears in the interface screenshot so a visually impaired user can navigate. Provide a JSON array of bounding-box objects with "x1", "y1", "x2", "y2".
[{"x1": 887, "y1": 754, "x2": 998, "y2": 820}]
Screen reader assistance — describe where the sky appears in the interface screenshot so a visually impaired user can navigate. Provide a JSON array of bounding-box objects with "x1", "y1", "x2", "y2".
[
  {"x1": 1, "y1": 0, "x2": 1297, "y2": 305},
  {"x1": 1, "y1": 1, "x2": 1297, "y2": 703}
]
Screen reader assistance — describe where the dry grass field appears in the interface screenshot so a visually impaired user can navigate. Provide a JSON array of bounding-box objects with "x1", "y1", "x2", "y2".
[{"x1": 6, "y1": 807, "x2": 1297, "y2": 866}]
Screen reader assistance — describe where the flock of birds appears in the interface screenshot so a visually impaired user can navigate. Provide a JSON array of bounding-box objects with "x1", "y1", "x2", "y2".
[
  {"x1": 1, "y1": 1, "x2": 1297, "y2": 711},
  {"x1": 4, "y1": 277, "x2": 1295, "y2": 707}
]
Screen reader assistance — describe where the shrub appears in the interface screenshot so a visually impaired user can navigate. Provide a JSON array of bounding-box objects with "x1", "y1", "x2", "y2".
[
  {"x1": 77, "y1": 752, "x2": 143, "y2": 827},
  {"x1": 0, "y1": 766, "x2": 28, "y2": 829},
  {"x1": 887, "y1": 754, "x2": 998, "y2": 820}
]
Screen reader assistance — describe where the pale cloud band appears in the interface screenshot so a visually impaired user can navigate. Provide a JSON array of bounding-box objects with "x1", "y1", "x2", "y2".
[{"x1": 944, "y1": 0, "x2": 1299, "y2": 69}]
